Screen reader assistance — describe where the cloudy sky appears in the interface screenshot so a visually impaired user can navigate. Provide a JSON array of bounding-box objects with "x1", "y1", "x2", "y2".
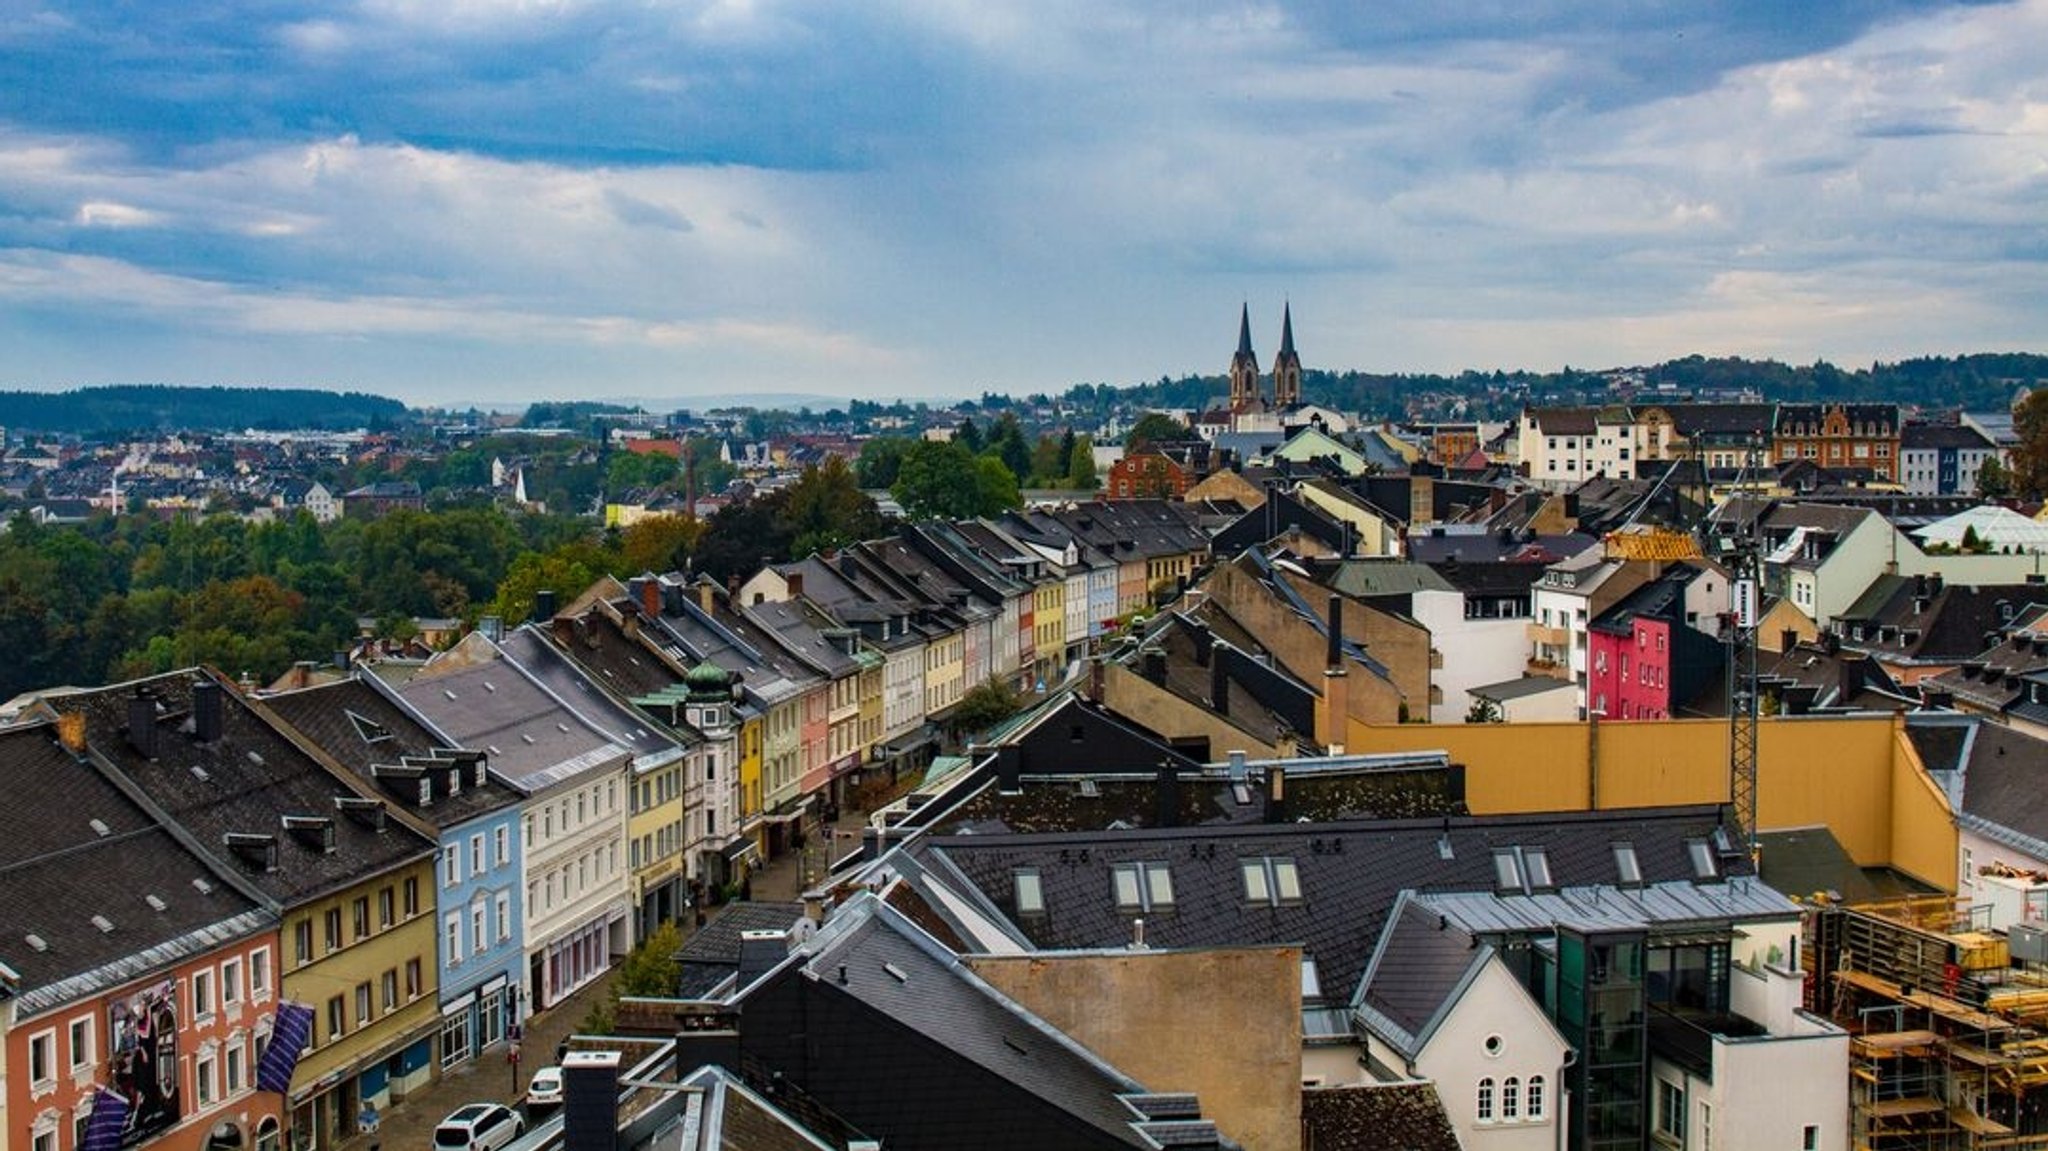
[{"x1": 1, "y1": 1, "x2": 2043, "y2": 408}]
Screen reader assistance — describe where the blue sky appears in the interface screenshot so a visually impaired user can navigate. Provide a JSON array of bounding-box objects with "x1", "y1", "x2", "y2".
[{"x1": 0, "y1": 0, "x2": 2042, "y2": 408}]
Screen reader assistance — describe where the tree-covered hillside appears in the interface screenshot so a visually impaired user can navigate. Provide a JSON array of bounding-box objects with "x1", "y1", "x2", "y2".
[{"x1": 0, "y1": 385, "x2": 407, "y2": 433}]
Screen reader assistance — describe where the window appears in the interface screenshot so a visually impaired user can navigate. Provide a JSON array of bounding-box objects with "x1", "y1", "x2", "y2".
[
  {"x1": 223, "y1": 958, "x2": 242, "y2": 1006},
  {"x1": 1241, "y1": 857, "x2": 1304, "y2": 905},
  {"x1": 226, "y1": 1041, "x2": 245, "y2": 1094},
  {"x1": 195, "y1": 1052, "x2": 215, "y2": 1107},
  {"x1": 1657, "y1": 1078, "x2": 1685, "y2": 1140},
  {"x1": 251, "y1": 948, "x2": 271, "y2": 997},
  {"x1": 495, "y1": 826, "x2": 510, "y2": 867},
  {"x1": 1013, "y1": 869, "x2": 1045, "y2": 916},
  {"x1": 496, "y1": 893, "x2": 512, "y2": 942},
  {"x1": 378, "y1": 886, "x2": 395, "y2": 928},
  {"x1": 1687, "y1": 838, "x2": 1719, "y2": 880},
  {"x1": 1493, "y1": 849, "x2": 1522, "y2": 891},
  {"x1": 294, "y1": 920, "x2": 313, "y2": 965},
  {"x1": 1614, "y1": 842, "x2": 1643, "y2": 885},
  {"x1": 443, "y1": 845, "x2": 460, "y2": 888},
  {"x1": 471, "y1": 902, "x2": 487, "y2": 951},
  {"x1": 68, "y1": 1017, "x2": 93, "y2": 1070},
  {"x1": 382, "y1": 969, "x2": 398, "y2": 1013},
  {"x1": 323, "y1": 907, "x2": 342, "y2": 951},
  {"x1": 355, "y1": 981, "x2": 372, "y2": 1026},
  {"x1": 1502, "y1": 1076, "x2": 1520, "y2": 1120},
  {"x1": 404, "y1": 958, "x2": 422, "y2": 1000},
  {"x1": 326, "y1": 995, "x2": 345, "y2": 1042},
  {"x1": 1527, "y1": 1074, "x2": 1545, "y2": 1120},
  {"x1": 470, "y1": 833, "x2": 485, "y2": 876},
  {"x1": 352, "y1": 896, "x2": 370, "y2": 940},
  {"x1": 194, "y1": 969, "x2": 214, "y2": 1017},
  {"x1": 1111, "y1": 862, "x2": 1174, "y2": 912},
  {"x1": 1477, "y1": 1077, "x2": 1495, "y2": 1123},
  {"x1": 1522, "y1": 847, "x2": 1552, "y2": 890},
  {"x1": 445, "y1": 913, "x2": 463, "y2": 964},
  {"x1": 1803, "y1": 1123, "x2": 1819, "y2": 1150},
  {"x1": 403, "y1": 877, "x2": 420, "y2": 917},
  {"x1": 29, "y1": 1029, "x2": 55, "y2": 1086},
  {"x1": 1696, "y1": 1100, "x2": 1710, "y2": 1148}
]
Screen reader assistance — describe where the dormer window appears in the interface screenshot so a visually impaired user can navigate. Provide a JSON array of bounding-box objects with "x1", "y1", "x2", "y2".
[
  {"x1": 1112, "y1": 862, "x2": 1174, "y2": 912},
  {"x1": 1013, "y1": 869, "x2": 1045, "y2": 917},
  {"x1": 1687, "y1": 838, "x2": 1719, "y2": 880},
  {"x1": 1613, "y1": 842, "x2": 1643, "y2": 886},
  {"x1": 1241, "y1": 857, "x2": 1303, "y2": 906}
]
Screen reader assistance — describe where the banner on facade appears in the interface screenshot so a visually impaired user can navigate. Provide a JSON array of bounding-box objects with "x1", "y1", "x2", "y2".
[
  {"x1": 257, "y1": 1002, "x2": 316, "y2": 1094},
  {"x1": 80, "y1": 1087, "x2": 130, "y2": 1151}
]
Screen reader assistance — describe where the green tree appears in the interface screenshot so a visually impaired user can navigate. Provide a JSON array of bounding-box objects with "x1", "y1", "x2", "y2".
[
  {"x1": 2011, "y1": 390, "x2": 2048, "y2": 499},
  {"x1": 987, "y1": 412, "x2": 1031, "y2": 483},
  {"x1": 950, "y1": 677, "x2": 1027, "y2": 736},
  {"x1": 778, "y1": 457, "x2": 889, "y2": 557},
  {"x1": 893, "y1": 440, "x2": 1019, "y2": 519},
  {"x1": 1465, "y1": 697, "x2": 1503, "y2": 724},
  {"x1": 1124, "y1": 412, "x2": 1191, "y2": 451},
  {"x1": 614, "y1": 921, "x2": 685, "y2": 997},
  {"x1": 1977, "y1": 456, "x2": 2013, "y2": 499},
  {"x1": 955, "y1": 418, "x2": 983, "y2": 454},
  {"x1": 856, "y1": 436, "x2": 915, "y2": 489},
  {"x1": 488, "y1": 541, "x2": 614, "y2": 624},
  {"x1": 1064, "y1": 434, "x2": 1098, "y2": 490}
]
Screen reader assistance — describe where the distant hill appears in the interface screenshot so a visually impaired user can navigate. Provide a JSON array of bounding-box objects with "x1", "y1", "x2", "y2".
[{"x1": 0, "y1": 385, "x2": 408, "y2": 434}]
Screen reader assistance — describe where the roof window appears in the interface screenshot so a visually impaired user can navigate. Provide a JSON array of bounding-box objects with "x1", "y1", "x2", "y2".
[{"x1": 1113, "y1": 862, "x2": 1174, "y2": 912}]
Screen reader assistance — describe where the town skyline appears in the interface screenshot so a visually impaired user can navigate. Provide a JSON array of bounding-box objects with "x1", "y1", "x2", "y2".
[{"x1": 2, "y1": 1, "x2": 2045, "y2": 407}]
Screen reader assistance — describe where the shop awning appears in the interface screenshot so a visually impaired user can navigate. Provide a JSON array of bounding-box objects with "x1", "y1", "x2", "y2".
[{"x1": 720, "y1": 837, "x2": 760, "y2": 866}]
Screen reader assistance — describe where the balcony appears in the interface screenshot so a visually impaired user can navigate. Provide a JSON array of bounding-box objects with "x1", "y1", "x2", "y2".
[{"x1": 1526, "y1": 622, "x2": 1569, "y2": 647}]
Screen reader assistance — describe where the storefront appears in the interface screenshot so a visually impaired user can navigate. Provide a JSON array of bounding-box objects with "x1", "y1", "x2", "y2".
[{"x1": 436, "y1": 974, "x2": 512, "y2": 1070}]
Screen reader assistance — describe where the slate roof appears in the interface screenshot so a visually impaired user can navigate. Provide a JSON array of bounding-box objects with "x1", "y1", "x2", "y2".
[
  {"x1": 1934, "y1": 719, "x2": 2048, "y2": 860},
  {"x1": 501, "y1": 625, "x2": 691, "y2": 763},
  {"x1": 1755, "y1": 825, "x2": 1885, "y2": 904},
  {"x1": 904, "y1": 805, "x2": 1740, "y2": 1005},
  {"x1": 1902, "y1": 423, "x2": 1996, "y2": 452},
  {"x1": 64, "y1": 669, "x2": 437, "y2": 905},
  {"x1": 261, "y1": 676, "x2": 520, "y2": 829},
  {"x1": 1841, "y1": 581, "x2": 2048, "y2": 665},
  {"x1": 750, "y1": 894, "x2": 1185, "y2": 1150},
  {"x1": 0, "y1": 722, "x2": 271, "y2": 1017},
  {"x1": 1299, "y1": 1083, "x2": 1460, "y2": 1151},
  {"x1": 1352, "y1": 892, "x2": 1487, "y2": 1058},
  {"x1": 1921, "y1": 607, "x2": 2048, "y2": 710},
  {"x1": 394, "y1": 640, "x2": 626, "y2": 791},
  {"x1": 1317, "y1": 559, "x2": 1456, "y2": 599},
  {"x1": 673, "y1": 1064, "x2": 839, "y2": 1151},
  {"x1": 675, "y1": 901, "x2": 806, "y2": 998},
  {"x1": 1526, "y1": 407, "x2": 1598, "y2": 435},
  {"x1": 1405, "y1": 531, "x2": 1598, "y2": 565}
]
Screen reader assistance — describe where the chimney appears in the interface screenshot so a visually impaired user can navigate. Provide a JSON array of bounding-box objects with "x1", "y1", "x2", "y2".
[
  {"x1": 996, "y1": 744, "x2": 1023, "y2": 792},
  {"x1": 1192, "y1": 629, "x2": 1212, "y2": 667},
  {"x1": 333, "y1": 648, "x2": 352, "y2": 671},
  {"x1": 533, "y1": 589, "x2": 557, "y2": 623},
  {"x1": 551, "y1": 614, "x2": 575, "y2": 647},
  {"x1": 697, "y1": 581, "x2": 717, "y2": 614},
  {"x1": 1155, "y1": 761, "x2": 1180, "y2": 829},
  {"x1": 1210, "y1": 654, "x2": 1230, "y2": 717},
  {"x1": 1142, "y1": 648, "x2": 1167, "y2": 685},
  {"x1": 1264, "y1": 764, "x2": 1287, "y2": 823},
  {"x1": 861, "y1": 826, "x2": 884, "y2": 863},
  {"x1": 193, "y1": 677, "x2": 223, "y2": 742},
  {"x1": 57, "y1": 711, "x2": 86, "y2": 754},
  {"x1": 787, "y1": 571, "x2": 804, "y2": 599},
  {"x1": 641, "y1": 577, "x2": 663, "y2": 617},
  {"x1": 736, "y1": 929, "x2": 790, "y2": 986},
  {"x1": 127, "y1": 693, "x2": 159, "y2": 759},
  {"x1": 1931, "y1": 572, "x2": 1945, "y2": 595},
  {"x1": 839, "y1": 551, "x2": 859, "y2": 580},
  {"x1": 561, "y1": 1050, "x2": 623, "y2": 1151},
  {"x1": 1089, "y1": 657, "x2": 1106, "y2": 702},
  {"x1": 1326, "y1": 593, "x2": 1344, "y2": 671},
  {"x1": 627, "y1": 576, "x2": 651, "y2": 613}
]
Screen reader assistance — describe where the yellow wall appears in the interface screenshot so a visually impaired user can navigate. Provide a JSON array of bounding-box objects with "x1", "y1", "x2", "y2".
[
  {"x1": 1345, "y1": 712, "x2": 1949, "y2": 883},
  {"x1": 1102, "y1": 663, "x2": 1288, "y2": 761},
  {"x1": 739, "y1": 716, "x2": 764, "y2": 825},
  {"x1": 969, "y1": 947, "x2": 1303, "y2": 1151}
]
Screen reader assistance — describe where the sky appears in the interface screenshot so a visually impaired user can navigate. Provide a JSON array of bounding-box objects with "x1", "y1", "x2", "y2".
[{"x1": 0, "y1": 1, "x2": 2044, "y2": 409}]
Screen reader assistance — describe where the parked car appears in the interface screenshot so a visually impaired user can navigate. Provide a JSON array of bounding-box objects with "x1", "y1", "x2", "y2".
[
  {"x1": 527, "y1": 1066, "x2": 564, "y2": 1108},
  {"x1": 434, "y1": 1104, "x2": 525, "y2": 1151}
]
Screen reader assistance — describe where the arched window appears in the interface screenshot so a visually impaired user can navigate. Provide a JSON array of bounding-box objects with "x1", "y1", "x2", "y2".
[
  {"x1": 1476, "y1": 1077, "x2": 1495, "y2": 1122},
  {"x1": 1503, "y1": 1076, "x2": 1520, "y2": 1120},
  {"x1": 1528, "y1": 1074, "x2": 1547, "y2": 1120}
]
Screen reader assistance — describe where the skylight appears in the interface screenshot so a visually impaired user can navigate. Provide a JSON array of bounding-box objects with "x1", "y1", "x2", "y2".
[
  {"x1": 1687, "y1": 839, "x2": 1720, "y2": 880},
  {"x1": 1014, "y1": 869, "x2": 1045, "y2": 916},
  {"x1": 1613, "y1": 842, "x2": 1643, "y2": 886}
]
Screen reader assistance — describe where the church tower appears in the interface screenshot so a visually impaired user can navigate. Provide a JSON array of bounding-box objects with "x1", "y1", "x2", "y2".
[
  {"x1": 1229, "y1": 303, "x2": 1261, "y2": 411},
  {"x1": 1272, "y1": 303, "x2": 1302, "y2": 409}
]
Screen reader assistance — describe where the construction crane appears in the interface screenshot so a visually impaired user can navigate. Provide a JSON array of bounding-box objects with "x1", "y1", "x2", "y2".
[{"x1": 1598, "y1": 447, "x2": 1765, "y2": 860}]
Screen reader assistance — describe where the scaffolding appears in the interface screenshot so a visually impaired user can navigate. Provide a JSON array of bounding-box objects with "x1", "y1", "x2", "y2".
[{"x1": 1815, "y1": 899, "x2": 2048, "y2": 1149}]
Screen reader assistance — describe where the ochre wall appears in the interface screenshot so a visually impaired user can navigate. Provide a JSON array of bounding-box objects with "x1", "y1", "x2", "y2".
[
  {"x1": 968, "y1": 946, "x2": 1304, "y2": 1151},
  {"x1": 1101, "y1": 662, "x2": 1288, "y2": 761},
  {"x1": 1344, "y1": 713, "x2": 1943, "y2": 876}
]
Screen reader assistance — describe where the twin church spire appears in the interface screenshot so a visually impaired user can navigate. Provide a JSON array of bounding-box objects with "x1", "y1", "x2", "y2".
[{"x1": 1228, "y1": 303, "x2": 1302, "y2": 412}]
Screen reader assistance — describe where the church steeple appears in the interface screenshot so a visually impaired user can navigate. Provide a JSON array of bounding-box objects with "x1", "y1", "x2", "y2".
[
  {"x1": 1229, "y1": 302, "x2": 1260, "y2": 412},
  {"x1": 1272, "y1": 302, "x2": 1302, "y2": 408}
]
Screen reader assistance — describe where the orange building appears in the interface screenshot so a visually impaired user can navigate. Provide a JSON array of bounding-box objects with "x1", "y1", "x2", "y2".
[
  {"x1": 1105, "y1": 452, "x2": 1191, "y2": 500},
  {"x1": 1773, "y1": 403, "x2": 1901, "y2": 481}
]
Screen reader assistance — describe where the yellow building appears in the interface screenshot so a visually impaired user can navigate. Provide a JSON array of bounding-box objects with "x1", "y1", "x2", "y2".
[
  {"x1": 739, "y1": 714, "x2": 765, "y2": 854},
  {"x1": 281, "y1": 859, "x2": 442, "y2": 1149},
  {"x1": 1032, "y1": 579, "x2": 1065, "y2": 685},
  {"x1": 627, "y1": 747, "x2": 690, "y2": 939},
  {"x1": 924, "y1": 629, "x2": 967, "y2": 718}
]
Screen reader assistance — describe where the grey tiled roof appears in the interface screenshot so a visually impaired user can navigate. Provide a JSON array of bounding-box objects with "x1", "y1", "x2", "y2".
[
  {"x1": 394, "y1": 645, "x2": 625, "y2": 791},
  {"x1": 1352, "y1": 893, "x2": 1487, "y2": 1057},
  {"x1": 0, "y1": 722, "x2": 271, "y2": 1014},
  {"x1": 66, "y1": 670, "x2": 438, "y2": 905},
  {"x1": 1300, "y1": 1083, "x2": 1460, "y2": 1151}
]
